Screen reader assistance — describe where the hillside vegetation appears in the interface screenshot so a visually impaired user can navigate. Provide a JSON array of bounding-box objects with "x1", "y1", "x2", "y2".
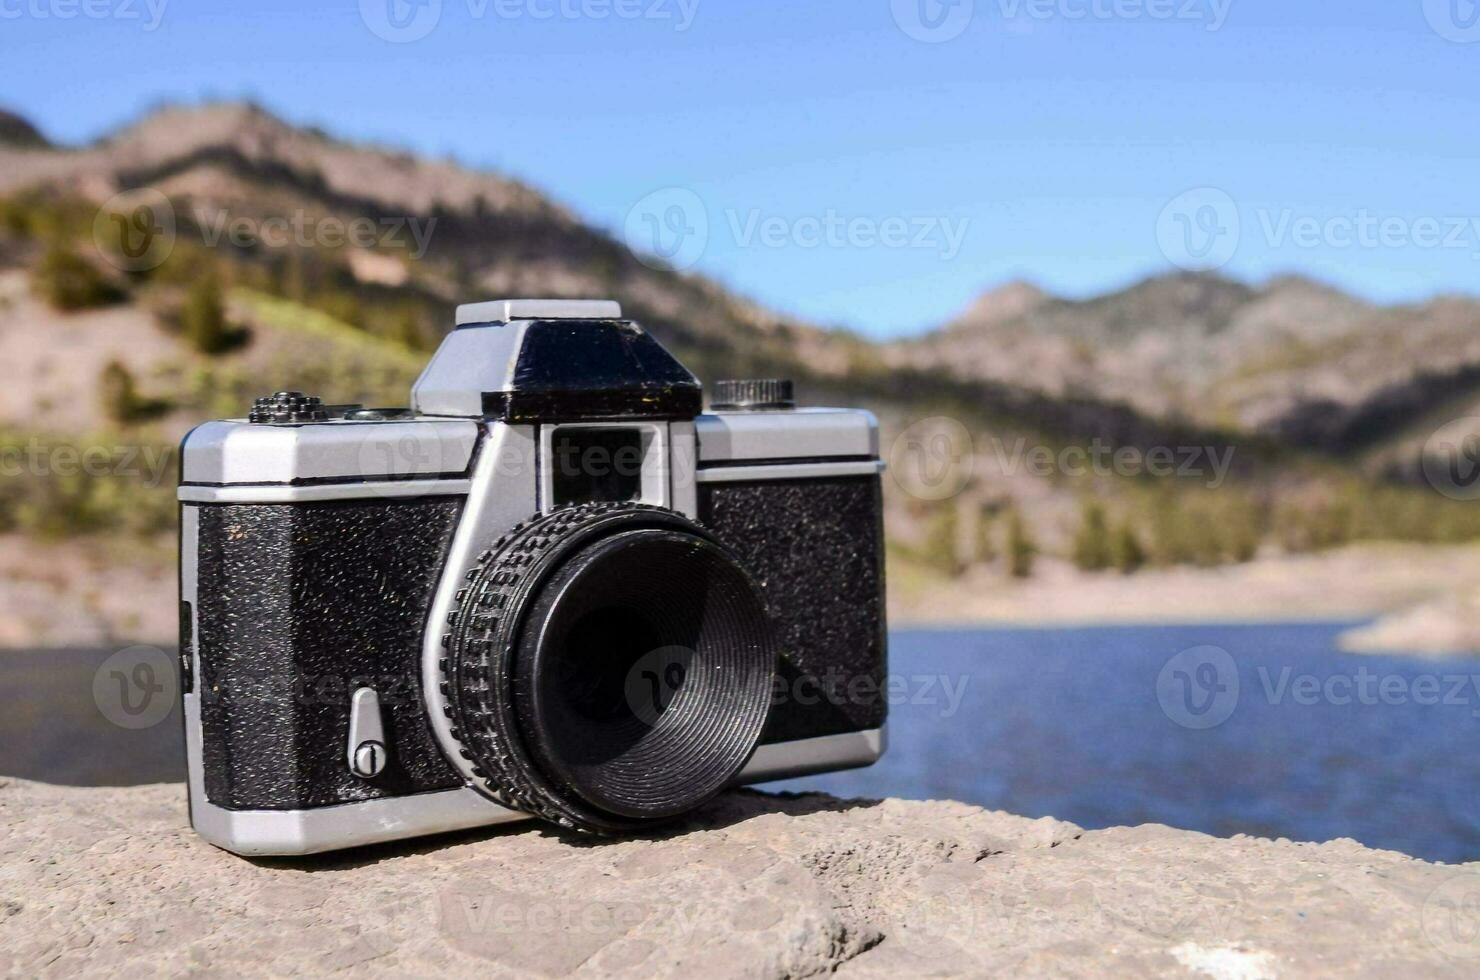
[{"x1": 2, "y1": 102, "x2": 1478, "y2": 595}]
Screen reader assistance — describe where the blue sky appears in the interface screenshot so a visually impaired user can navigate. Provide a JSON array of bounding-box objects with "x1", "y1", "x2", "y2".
[{"x1": 2, "y1": 0, "x2": 1477, "y2": 337}]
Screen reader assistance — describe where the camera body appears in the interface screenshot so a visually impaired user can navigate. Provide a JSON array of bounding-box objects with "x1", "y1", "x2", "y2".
[{"x1": 178, "y1": 299, "x2": 887, "y2": 855}]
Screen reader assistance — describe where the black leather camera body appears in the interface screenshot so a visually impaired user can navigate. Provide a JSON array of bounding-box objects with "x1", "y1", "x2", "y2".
[{"x1": 178, "y1": 299, "x2": 886, "y2": 855}]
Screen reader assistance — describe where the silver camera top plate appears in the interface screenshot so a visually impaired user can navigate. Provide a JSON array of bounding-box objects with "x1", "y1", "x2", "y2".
[{"x1": 179, "y1": 418, "x2": 480, "y2": 487}]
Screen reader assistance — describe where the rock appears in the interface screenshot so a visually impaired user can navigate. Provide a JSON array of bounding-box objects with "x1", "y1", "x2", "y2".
[
  {"x1": 1341, "y1": 589, "x2": 1480, "y2": 657},
  {"x1": 1, "y1": 780, "x2": 1477, "y2": 977}
]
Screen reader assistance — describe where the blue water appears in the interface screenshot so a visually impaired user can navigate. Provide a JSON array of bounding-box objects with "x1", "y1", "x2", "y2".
[
  {"x1": 7, "y1": 624, "x2": 1478, "y2": 863},
  {"x1": 766, "y1": 623, "x2": 1480, "y2": 865}
]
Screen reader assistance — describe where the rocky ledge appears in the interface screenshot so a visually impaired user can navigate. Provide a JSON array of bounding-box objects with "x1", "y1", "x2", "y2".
[
  {"x1": 2, "y1": 779, "x2": 1477, "y2": 978},
  {"x1": 1340, "y1": 587, "x2": 1480, "y2": 658}
]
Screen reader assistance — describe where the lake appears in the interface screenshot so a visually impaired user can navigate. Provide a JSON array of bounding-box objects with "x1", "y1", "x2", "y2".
[
  {"x1": 5, "y1": 622, "x2": 1478, "y2": 864},
  {"x1": 774, "y1": 623, "x2": 1480, "y2": 865}
]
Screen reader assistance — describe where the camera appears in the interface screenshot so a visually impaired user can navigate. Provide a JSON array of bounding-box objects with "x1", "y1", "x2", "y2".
[{"x1": 178, "y1": 299, "x2": 887, "y2": 855}]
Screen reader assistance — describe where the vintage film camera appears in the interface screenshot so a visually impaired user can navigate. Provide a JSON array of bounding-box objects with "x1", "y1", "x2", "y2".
[{"x1": 178, "y1": 299, "x2": 887, "y2": 854}]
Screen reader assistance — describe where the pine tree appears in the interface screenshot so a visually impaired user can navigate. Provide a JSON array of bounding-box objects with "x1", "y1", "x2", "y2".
[
  {"x1": 393, "y1": 307, "x2": 422, "y2": 349},
  {"x1": 923, "y1": 503, "x2": 967, "y2": 578},
  {"x1": 1071, "y1": 500, "x2": 1113, "y2": 571},
  {"x1": 1006, "y1": 510, "x2": 1036, "y2": 579},
  {"x1": 34, "y1": 243, "x2": 123, "y2": 310},
  {"x1": 182, "y1": 270, "x2": 229, "y2": 354},
  {"x1": 1110, "y1": 521, "x2": 1147, "y2": 574},
  {"x1": 99, "y1": 360, "x2": 143, "y2": 423},
  {"x1": 974, "y1": 504, "x2": 998, "y2": 564}
]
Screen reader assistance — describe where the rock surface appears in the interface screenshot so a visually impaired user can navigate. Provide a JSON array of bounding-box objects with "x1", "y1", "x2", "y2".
[
  {"x1": 1340, "y1": 586, "x2": 1480, "y2": 657},
  {"x1": 3, "y1": 779, "x2": 1479, "y2": 977}
]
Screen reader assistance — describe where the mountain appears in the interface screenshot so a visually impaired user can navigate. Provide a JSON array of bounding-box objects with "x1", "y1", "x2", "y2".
[
  {"x1": 6, "y1": 100, "x2": 1478, "y2": 471},
  {"x1": 8, "y1": 94, "x2": 1480, "y2": 640},
  {"x1": 23, "y1": 102, "x2": 1004, "y2": 403},
  {"x1": 7, "y1": 99, "x2": 1480, "y2": 595},
  {"x1": 890, "y1": 272, "x2": 1480, "y2": 458},
  {"x1": 0, "y1": 101, "x2": 1236, "y2": 452},
  {"x1": 0, "y1": 110, "x2": 48, "y2": 149},
  {"x1": 5, "y1": 99, "x2": 1476, "y2": 469},
  {"x1": 948, "y1": 279, "x2": 1051, "y2": 329}
]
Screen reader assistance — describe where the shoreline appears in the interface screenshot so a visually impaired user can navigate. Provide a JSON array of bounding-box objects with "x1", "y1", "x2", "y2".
[
  {"x1": 5, "y1": 536, "x2": 1480, "y2": 653},
  {"x1": 888, "y1": 542, "x2": 1480, "y2": 655},
  {"x1": 891, "y1": 613, "x2": 1373, "y2": 632}
]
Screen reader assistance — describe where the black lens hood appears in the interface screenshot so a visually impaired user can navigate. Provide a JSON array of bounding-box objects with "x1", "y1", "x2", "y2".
[{"x1": 439, "y1": 502, "x2": 776, "y2": 833}]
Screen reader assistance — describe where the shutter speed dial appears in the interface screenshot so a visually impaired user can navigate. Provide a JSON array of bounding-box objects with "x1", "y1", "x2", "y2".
[{"x1": 249, "y1": 391, "x2": 329, "y2": 423}]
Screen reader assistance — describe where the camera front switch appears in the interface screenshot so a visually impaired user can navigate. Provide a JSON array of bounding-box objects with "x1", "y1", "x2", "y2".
[{"x1": 348, "y1": 687, "x2": 389, "y2": 779}]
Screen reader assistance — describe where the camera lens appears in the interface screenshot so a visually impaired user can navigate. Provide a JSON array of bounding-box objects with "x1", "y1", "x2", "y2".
[
  {"x1": 515, "y1": 529, "x2": 774, "y2": 820},
  {"x1": 440, "y1": 504, "x2": 776, "y2": 832}
]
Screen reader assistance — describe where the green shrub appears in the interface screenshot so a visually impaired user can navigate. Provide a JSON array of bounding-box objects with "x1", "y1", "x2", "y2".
[
  {"x1": 391, "y1": 307, "x2": 423, "y2": 349},
  {"x1": 1110, "y1": 521, "x2": 1147, "y2": 574},
  {"x1": 1006, "y1": 510, "x2": 1036, "y2": 578},
  {"x1": 98, "y1": 361, "x2": 168, "y2": 424},
  {"x1": 1276, "y1": 494, "x2": 1353, "y2": 553},
  {"x1": 99, "y1": 361, "x2": 144, "y2": 424},
  {"x1": 181, "y1": 271, "x2": 232, "y2": 353},
  {"x1": 1148, "y1": 496, "x2": 1209, "y2": 566},
  {"x1": 0, "y1": 192, "x2": 96, "y2": 241},
  {"x1": 974, "y1": 504, "x2": 998, "y2": 564},
  {"x1": 0, "y1": 431, "x2": 176, "y2": 538},
  {"x1": 33, "y1": 244, "x2": 124, "y2": 310},
  {"x1": 1071, "y1": 500, "x2": 1113, "y2": 571},
  {"x1": 1143, "y1": 489, "x2": 1264, "y2": 567},
  {"x1": 313, "y1": 288, "x2": 363, "y2": 330},
  {"x1": 922, "y1": 503, "x2": 967, "y2": 578}
]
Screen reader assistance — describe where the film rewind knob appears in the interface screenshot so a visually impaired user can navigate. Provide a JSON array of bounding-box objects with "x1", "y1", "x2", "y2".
[{"x1": 710, "y1": 379, "x2": 795, "y2": 411}]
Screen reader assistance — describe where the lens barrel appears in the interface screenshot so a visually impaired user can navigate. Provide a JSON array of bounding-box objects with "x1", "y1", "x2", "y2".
[{"x1": 440, "y1": 503, "x2": 776, "y2": 833}]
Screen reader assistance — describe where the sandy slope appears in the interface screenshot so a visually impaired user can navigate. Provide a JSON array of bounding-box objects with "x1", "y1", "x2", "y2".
[
  {"x1": 0, "y1": 271, "x2": 190, "y2": 435},
  {"x1": 891, "y1": 543, "x2": 1480, "y2": 630},
  {"x1": 0, "y1": 535, "x2": 175, "y2": 647}
]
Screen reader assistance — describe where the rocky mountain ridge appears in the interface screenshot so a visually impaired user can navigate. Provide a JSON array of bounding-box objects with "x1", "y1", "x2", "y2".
[
  {"x1": 893, "y1": 270, "x2": 1480, "y2": 461},
  {"x1": 0, "y1": 102, "x2": 1251, "y2": 461},
  {"x1": 0, "y1": 102, "x2": 844, "y2": 383},
  {"x1": 5, "y1": 101, "x2": 1477, "y2": 473}
]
